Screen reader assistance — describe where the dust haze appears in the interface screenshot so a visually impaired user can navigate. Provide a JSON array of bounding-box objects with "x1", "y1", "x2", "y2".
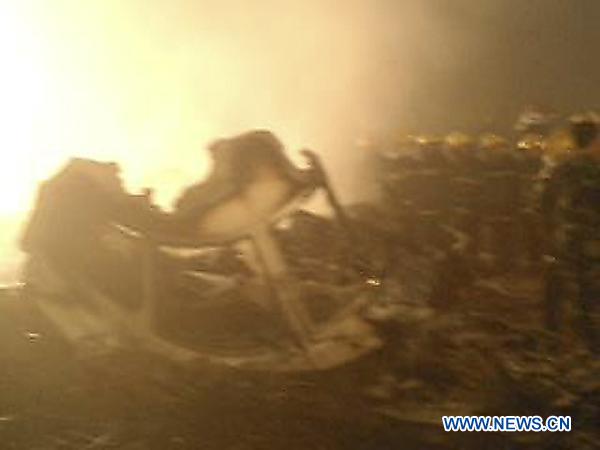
[
  {"x1": 7, "y1": 0, "x2": 600, "y2": 201},
  {"x1": 1, "y1": 0, "x2": 599, "y2": 281}
]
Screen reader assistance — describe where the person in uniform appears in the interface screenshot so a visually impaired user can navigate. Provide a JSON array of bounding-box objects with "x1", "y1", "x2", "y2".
[
  {"x1": 542, "y1": 112, "x2": 600, "y2": 351},
  {"x1": 442, "y1": 132, "x2": 478, "y2": 255},
  {"x1": 408, "y1": 135, "x2": 451, "y2": 253},
  {"x1": 472, "y1": 133, "x2": 521, "y2": 270},
  {"x1": 514, "y1": 105, "x2": 557, "y2": 139},
  {"x1": 371, "y1": 135, "x2": 423, "y2": 242},
  {"x1": 515, "y1": 133, "x2": 547, "y2": 267}
]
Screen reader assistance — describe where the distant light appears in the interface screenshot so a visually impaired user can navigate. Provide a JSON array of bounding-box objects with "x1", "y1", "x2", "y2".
[
  {"x1": 25, "y1": 332, "x2": 41, "y2": 342},
  {"x1": 366, "y1": 277, "x2": 381, "y2": 287}
]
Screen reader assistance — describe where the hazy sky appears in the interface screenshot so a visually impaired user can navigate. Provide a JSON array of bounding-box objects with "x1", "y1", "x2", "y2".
[
  {"x1": 0, "y1": 0, "x2": 598, "y2": 282},
  {"x1": 381, "y1": 0, "x2": 600, "y2": 133}
]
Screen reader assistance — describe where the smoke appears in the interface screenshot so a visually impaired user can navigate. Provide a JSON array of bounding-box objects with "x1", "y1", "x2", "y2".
[
  {"x1": 10, "y1": 0, "x2": 599, "y2": 208},
  {"x1": 14, "y1": 0, "x2": 382, "y2": 204},
  {"x1": 6, "y1": 1, "x2": 600, "y2": 203},
  {"x1": 11, "y1": 0, "x2": 509, "y2": 203},
  {"x1": 1, "y1": 0, "x2": 599, "y2": 282}
]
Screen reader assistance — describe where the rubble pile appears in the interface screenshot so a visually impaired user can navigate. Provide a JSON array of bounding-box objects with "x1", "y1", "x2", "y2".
[{"x1": 0, "y1": 113, "x2": 599, "y2": 448}]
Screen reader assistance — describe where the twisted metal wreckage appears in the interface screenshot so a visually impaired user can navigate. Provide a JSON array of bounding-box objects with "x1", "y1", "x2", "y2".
[{"x1": 21, "y1": 132, "x2": 384, "y2": 371}]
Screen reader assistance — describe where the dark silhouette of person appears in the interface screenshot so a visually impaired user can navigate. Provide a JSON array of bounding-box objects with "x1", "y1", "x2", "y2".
[{"x1": 542, "y1": 114, "x2": 600, "y2": 351}]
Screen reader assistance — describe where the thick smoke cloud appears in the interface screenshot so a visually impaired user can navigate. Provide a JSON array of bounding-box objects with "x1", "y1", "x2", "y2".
[
  {"x1": 0, "y1": 0, "x2": 599, "y2": 283},
  {"x1": 13, "y1": 0, "x2": 600, "y2": 203}
]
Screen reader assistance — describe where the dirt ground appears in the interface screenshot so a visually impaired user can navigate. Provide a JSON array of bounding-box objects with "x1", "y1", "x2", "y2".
[{"x1": 0, "y1": 263, "x2": 598, "y2": 450}]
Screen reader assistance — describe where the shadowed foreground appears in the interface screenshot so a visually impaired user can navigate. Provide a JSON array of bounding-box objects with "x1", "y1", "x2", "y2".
[{"x1": 1, "y1": 263, "x2": 597, "y2": 449}]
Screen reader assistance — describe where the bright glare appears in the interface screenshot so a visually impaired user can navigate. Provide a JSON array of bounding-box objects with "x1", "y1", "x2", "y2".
[
  {"x1": 0, "y1": 2, "x2": 214, "y2": 215},
  {"x1": 0, "y1": 0, "x2": 378, "y2": 282},
  {"x1": 0, "y1": 1, "x2": 376, "y2": 218},
  {"x1": 0, "y1": 6, "x2": 49, "y2": 214}
]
